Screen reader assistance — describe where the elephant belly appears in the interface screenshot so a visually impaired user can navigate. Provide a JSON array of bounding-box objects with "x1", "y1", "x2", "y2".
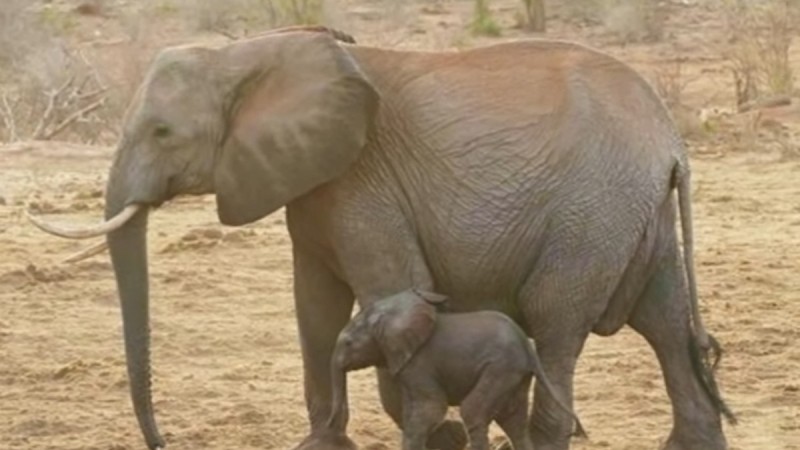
[{"x1": 415, "y1": 184, "x2": 652, "y2": 322}]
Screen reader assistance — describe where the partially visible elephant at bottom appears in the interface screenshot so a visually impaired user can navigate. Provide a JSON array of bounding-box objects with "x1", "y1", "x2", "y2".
[{"x1": 28, "y1": 25, "x2": 734, "y2": 450}]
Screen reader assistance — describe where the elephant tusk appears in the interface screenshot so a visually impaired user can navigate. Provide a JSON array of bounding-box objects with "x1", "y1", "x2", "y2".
[
  {"x1": 61, "y1": 239, "x2": 109, "y2": 263},
  {"x1": 26, "y1": 204, "x2": 141, "y2": 239}
]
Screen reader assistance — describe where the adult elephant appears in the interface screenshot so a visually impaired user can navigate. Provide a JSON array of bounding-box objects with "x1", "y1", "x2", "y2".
[{"x1": 29, "y1": 26, "x2": 734, "y2": 450}]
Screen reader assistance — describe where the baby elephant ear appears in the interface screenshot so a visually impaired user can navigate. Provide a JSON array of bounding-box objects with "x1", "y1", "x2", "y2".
[
  {"x1": 413, "y1": 289, "x2": 450, "y2": 305},
  {"x1": 374, "y1": 299, "x2": 437, "y2": 376}
]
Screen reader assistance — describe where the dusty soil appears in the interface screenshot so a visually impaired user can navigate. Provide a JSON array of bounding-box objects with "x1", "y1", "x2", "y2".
[{"x1": 1, "y1": 1, "x2": 799, "y2": 449}]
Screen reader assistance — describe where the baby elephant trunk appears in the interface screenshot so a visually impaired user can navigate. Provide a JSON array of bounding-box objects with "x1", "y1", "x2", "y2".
[
  {"x1": 527, "y1": 342, "x2": 588, "y2": 438},
  {"x1": 327, "y1": 364, "x2": 350, "y2": 432}
]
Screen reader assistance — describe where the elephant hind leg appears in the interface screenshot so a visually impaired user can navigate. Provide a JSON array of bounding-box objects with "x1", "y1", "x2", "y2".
[
  {"x1": 494, "y1": 380, "x2": 534, "y2": 450},
  {"x1": 628, "y1": 232, "x2": 729, "y2": 450}
]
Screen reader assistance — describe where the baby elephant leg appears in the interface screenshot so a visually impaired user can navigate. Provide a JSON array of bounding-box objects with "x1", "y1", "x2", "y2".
[
  {"x1": 378, "y1": 369, "x2": 467, "y2": 450},
  {"x1": 402, "y1": 395, "x2": 448, "y2": 450},
  {"x1": 460, "y1": 371, "x2": 528, "y2": 450},
  {"x1": 494, "y1": 379, "x2": 535, "y2": 450}
]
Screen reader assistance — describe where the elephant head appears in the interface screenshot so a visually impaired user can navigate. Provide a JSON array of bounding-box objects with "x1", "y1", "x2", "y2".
[
  {"x1": 27, "y1": 27, "x2": 378, "y2": 450},
  {"x1": 328, "y1": 289, "x2": 448, "y2": 431}
]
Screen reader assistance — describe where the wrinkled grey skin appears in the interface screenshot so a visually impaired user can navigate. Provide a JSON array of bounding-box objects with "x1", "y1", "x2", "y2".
[
  {"x1": 93, "y1": 25, "x2": 734, "y2": 450},
  {"x1": 328, "y1": 289, "x2": 586, "y2": 450}
]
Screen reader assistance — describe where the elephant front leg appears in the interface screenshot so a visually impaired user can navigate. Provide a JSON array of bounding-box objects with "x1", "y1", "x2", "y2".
[
  {"x1": 377, "y1": 369, "x2": 468, "y2": 450},
  {"x1": 292, "y1": 248, "x2": 358, "y2": 450}
]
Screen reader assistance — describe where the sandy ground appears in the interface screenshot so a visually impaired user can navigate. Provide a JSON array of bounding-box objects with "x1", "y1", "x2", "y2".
[{"x1": 2, "y1": 1, "x2": 800, "y2": 449}]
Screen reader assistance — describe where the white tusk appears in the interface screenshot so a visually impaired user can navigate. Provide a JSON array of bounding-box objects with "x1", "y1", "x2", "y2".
[
  {"x1": 61, "y1": 239, "x2": 109, "y2": 264},
  {"x1": 26, "y1": 204, "x2": 141, "y2": 239}
]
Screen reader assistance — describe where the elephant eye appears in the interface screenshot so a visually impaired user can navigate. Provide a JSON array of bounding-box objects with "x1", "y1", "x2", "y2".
[{"x1": 153, "y1": 124, "x2": 171, "y2": 139}]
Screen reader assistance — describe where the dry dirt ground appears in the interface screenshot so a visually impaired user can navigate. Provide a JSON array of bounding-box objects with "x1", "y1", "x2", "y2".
[{"x1": 2, "y1": 1, "x2": 800, "y2": 449}]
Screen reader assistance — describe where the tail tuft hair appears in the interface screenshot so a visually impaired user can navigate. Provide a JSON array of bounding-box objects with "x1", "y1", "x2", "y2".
[{"x1": 688, "y1": 332, "x2": 737, "y2": 425}]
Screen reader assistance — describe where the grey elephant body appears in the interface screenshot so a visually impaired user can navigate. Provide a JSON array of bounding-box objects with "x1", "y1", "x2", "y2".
[
  {"x1": 329, "y1": 290, "x2": 585, "y2": 450},
  {"x1": 44, "y1": 27, "x2": 733, "y2": 450}
]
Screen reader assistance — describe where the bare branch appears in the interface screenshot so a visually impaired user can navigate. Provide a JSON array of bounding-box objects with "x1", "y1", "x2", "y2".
[
  {"x1": 212, "y1": 26, "x2": 239, "y2": 40},
  {"x1": 1, "y1": 91, "x2": 18, "y2": 142},
  {"x1": 75, "y1": 86, "x2": 109, "y2": 101},
  {"x1": 78, "y1": 49, "x2": 107, "y2": 90},
  {"x1": 42, "y1": 97, "x2": 105, "y2": 140},
  {"x1": 32, "y1": 76, "x2": 74, "y2": 139}
]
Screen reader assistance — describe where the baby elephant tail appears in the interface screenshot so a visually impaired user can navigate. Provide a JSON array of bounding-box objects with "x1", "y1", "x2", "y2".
[{"x1": 527, "y1": 341, "x2": 588, "y2": 439}]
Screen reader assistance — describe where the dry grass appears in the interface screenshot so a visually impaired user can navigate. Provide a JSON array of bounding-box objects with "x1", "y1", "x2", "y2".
[
  {"x1": 177, "y1": 0, "x2": 327, "y2": 38},
  {"x1": 650, "y1": 60, "x2": 707, "y2": 140},
  {"x1": 560, "y1": 0, "x2": 663, "y2": 43},
  {"x1": 519, "y1": 0, "x2": 546, "y2": 32},
  {"x1": 602, "y1": 0, "x2": 663, "y2": 44},
  {"x1": 471, "y1": 0, "x2": 502, "y2": 36},
  {"x1": 653, "y1": 60, "x2": 690, "y2": 111},
  {"x1": 721, "y1": 0, "x2": 797, "y2": 109},
  {"x1": 0, "y1": 1, "x2": 113, "y2": 143}
]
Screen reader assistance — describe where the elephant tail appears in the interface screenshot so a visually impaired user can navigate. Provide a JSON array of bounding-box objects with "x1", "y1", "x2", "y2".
[
  {"x1": 672, "y1": 162, "x2": 711, "y2": 354},
  {"x1": 526, "y1": 340, "x2": 587, "y2": 439},
  {"x1": 689, "y1": 332, "x2": 738, "y2": 424},
  {"x1": 673, "y1": 162, "x2": 737, "y2": 425}
]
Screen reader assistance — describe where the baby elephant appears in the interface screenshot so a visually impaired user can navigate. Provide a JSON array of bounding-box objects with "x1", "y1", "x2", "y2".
[{"x1": 327, "y1": 288, "x2": 585, "y2": 450}]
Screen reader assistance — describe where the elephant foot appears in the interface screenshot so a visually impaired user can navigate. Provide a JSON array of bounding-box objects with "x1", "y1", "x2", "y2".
[
  {"x1": 292, "y1": 432, "x2": 358, "y2": 450},
  {"x1": 427, "y1": 419, "x2": 468, "y2": 450},
  {"x1": 661, "y1": 427, "x2": 727, "y2": 450}
]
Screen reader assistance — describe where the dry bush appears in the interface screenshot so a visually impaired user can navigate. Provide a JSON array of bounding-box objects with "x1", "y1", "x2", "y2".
[
  {"x1": 653, "y1": 60, "x2": 689, "y2": 110},
  {"x1": 559, "y1": 0, "x2": 663, "y2": 43},
  {"x1": 560, "y1": 0, "x2": 661, "y2": 36},
  {"x1": 471, "y1": 0, "x2": 502, "y2": 36},
  {"x1": 178, "y1": 0, "x2": 328, "y2": 37},
  {"x1": 0, "y1": 1, "x2": 112, "y2": 143},
  {"x1": 721, "y1": 0, "x2": 797, "y2": 109},
  {"x1": 519, "y1": 0, "x2": 546, "y2": 32},
  {"x1": 650, "y1": 60, "x2": 705, "y2": 139},
  {"x1": 602, "y1": 0, "x2": 663, "y2": 43},
  {"x1": 560, "y1": 0, "x2": 604, "y2": 24}
]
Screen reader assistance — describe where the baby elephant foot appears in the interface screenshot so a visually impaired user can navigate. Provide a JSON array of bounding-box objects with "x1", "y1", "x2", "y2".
[
  {"x1": 427, "y1": 420, "x2": 468, "y2": 450},
  {"x1": 293, "y1": 432, "x2": 358, "y2": 450}
]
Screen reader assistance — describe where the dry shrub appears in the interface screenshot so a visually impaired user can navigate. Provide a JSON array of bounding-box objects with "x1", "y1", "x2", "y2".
[
  {"x1": 0, "y1": 1, "x2": 112, "y2": 143},
  {"x1": 721, "y1": 0, "x2": 797, "y2": 109},
  {"x1": 560, "y1": 0, "x2": 663, "y2": 42},
  {"x1": 653, "y1": 60, "x2": 690, "y2": 111},
  {"x1": 519, "y1": 0, "x2": 546, "y2": 32},
  {"x1": 178, "y1": 0, "x2": 328, "y2": 37},
  {"x1": 651, "y1": 60, "x2": 705, "y2": 139},
  {"x1": 471, "y1": 0, "x2": 502, "y2": 36},
  {"x1": 560, "y1": 0, "x2": 604, "y2": 24},
  {"x1": 602, "y1": 0, "x2": 663, "y2": 43}
]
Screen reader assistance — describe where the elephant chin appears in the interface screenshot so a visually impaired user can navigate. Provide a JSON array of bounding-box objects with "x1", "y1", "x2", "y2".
[{"x1": 327, "y1": 365, "x2": 349, "y2": 433}]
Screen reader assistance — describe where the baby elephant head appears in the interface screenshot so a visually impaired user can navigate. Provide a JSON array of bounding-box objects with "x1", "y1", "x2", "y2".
[
  {"x1": 335, "y1": 288, "x2": 449, "y2": 374},
  {"x1": 328, "y1": 288, "x2": 448, "y2": 430}
]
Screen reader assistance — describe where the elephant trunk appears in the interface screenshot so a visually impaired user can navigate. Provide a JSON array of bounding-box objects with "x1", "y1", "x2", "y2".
[
  {"x1": 327, "y1": 363, "x2": 350, "y2": 433},
  {"x1": 105, "y1": 176, "x2": 164, "y2": 449}
]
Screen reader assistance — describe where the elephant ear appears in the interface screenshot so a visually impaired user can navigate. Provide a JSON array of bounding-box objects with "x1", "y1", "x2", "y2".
[
  {"x1": 371, "y1": 298, "x2": 438, "y2": 376},
  {"x1": 214, "y1": 31, "x2": 379, "y2": 226}
]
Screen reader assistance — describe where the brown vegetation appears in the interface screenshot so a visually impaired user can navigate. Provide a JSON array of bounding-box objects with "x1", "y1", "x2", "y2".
[{"x1": 1, "y1": 1, "x2": 799, "y2": 449}]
